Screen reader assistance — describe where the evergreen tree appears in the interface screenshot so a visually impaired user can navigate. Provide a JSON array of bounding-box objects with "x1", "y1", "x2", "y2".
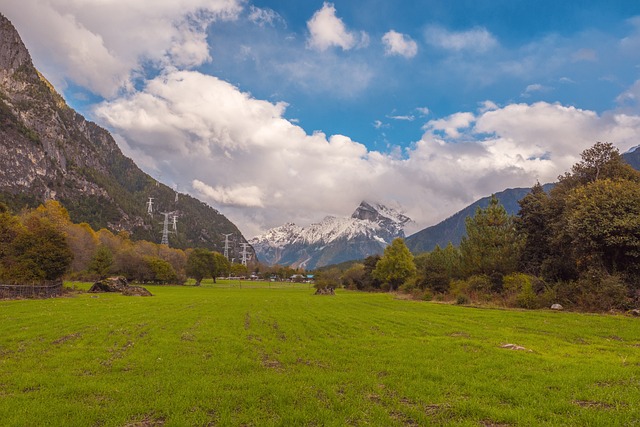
[
  {"x1": 516, "y1": 183, "x2": 550, "y2": 276},
  {"x1": 362, "y1": 254, "x2": 382, "y2": 290},
  {"x1": 460, "y1": 195, "x2": 521, "y2": 284},
  {"x1": 88, "y1": 245, "x2": 114, "y2": 278},
  {"x1": 415, "y1": 243, "x2": 461, "y2": 293}
]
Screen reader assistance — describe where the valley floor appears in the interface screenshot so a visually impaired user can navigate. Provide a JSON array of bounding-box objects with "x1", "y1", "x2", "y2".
[{"x1": 0, "y1": 282, "x2": 639, "y2": 426}]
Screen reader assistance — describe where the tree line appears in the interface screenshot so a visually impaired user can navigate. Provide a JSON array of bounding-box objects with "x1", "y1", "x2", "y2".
[
  {"x1": 315, "y1": 142, "x2": 640, "y2": 312},
  {"x1": 0, "y1": 200, "x2": 252, "y2": 285}
]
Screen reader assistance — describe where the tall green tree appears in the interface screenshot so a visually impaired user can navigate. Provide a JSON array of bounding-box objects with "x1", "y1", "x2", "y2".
[
  {"x1": 415, "y1": 243, "x2": 461, "y2": 293},
  {"x1": 516, "y1": 183, "x2": 550, "y2": 276},
  {"x1": 88, "y1": 245, "x2": 114, "y2": 279},
  {"x1": 373, "y1": 238, "x2": 416, "y2": 291},
  {"x1": 362, "y1": 254, "x2": 381, "y2": 290},
  {"x1": 186, "y1": 248, "x2": 216, "y2": 286},
  {"x1": 212, "y1": 252, "x2": 230, "y2": 282},
  {"x1": 566, "y1": 178, "x2": 640, "y2": 282},
  {"x1": 538, "y1": 142, "x2": 640, "y2": 283},
  {"x1": 460, "y1": 195, "x2": 521, "y2": 283}
]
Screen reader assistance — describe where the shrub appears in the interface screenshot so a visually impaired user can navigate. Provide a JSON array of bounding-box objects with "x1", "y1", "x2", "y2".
[
  {"x1": 555, "y1": 270, "x2": 630, "y2": 311},
  {"x1": 456, "y1": 294, "x2": 470, "y2": 305},
  {"x1": 503, "y1": 273, "x2": 538, "y2": 308}
]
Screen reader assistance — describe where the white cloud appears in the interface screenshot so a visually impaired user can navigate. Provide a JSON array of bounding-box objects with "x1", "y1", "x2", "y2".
[
  {"x1": 478, "y1": 100, "x2": 499, "y2": 112},
  {"x1": 382, "y1": 30, "x2": 418, "y2": 58},
  {"x1": 95, "y1": 67, "x2": 640, "y2": 238},
  {"x1": 416, "y1": 107, "x2": 430, "y2": 116},
  {"x1": 425, "y1": 26, "x2": 498, "y2": 53},
  {"x1": 388, "y1": 114, "x2": 415, "y2": 121},
  {"x1": 424, "y1": 112, "x2": 475, "y2": 138},
  {"x1": 193, "y1": 180, "x2": 265, "y2": 208},
  {"x1": 306, "y1": 2, "x2": 367, "y2": 51},
  {"x1": 248, "y1": 6, "x2": 285, "y2": 28},
  {"x1": 521, "y1": 83, "x2": 551, "y2": 97},
  {"x1": 2, "y1": 0, "x2": 243, "y2": 97}
]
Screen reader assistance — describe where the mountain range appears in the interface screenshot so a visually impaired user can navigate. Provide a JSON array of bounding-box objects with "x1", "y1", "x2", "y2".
[
  {"x1": 250, "y1": 201, "x2": 411, "y2": 270},
  {"x1": 3, "y1": 12, "x2": 638, "y2": 269},
  {"x1": 0, "y1": 13, "x2": 252, "y2": 258}
]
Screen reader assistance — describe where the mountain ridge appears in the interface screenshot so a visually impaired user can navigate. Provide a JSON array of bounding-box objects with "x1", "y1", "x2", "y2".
[
  {"x1": 0, "y1": 13, "x2": 252, "y2": 258},
  {"x1": 250, "y1": 201, "x2": 410, "y2": 269}
]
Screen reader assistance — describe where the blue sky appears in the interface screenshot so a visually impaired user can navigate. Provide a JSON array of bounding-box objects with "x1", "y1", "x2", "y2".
[
  {"x1": 203, "y1": 1, "x2": 640, "y2": 149},
  {"x1": 3, "y1": 1, "x2": 640, "y2": 237}
]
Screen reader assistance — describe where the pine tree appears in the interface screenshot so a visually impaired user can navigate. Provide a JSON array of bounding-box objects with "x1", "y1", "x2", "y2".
[{"x1": 460, "y1": 195, "x2": 521, "y2": 281}]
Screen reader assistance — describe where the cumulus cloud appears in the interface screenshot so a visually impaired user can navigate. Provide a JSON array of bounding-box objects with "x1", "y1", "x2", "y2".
[
  {"x1": 94, "y1": 68, "x2": 640, "y2": 237},
  {"x1": 3, "y1": 0, "x2": 242, "y2": 97},
  {"x1": 306, "y1": 2, "x2": 368, "y2": 51},
  {"x1": 424, "y1": 112, "x2": 475, "y2": 138},
  {"x1": 382, "y1": 30, "x2": 418, "y2": 58},
  {"x1": 425, "y1": 26, "x2": 498, "y2": 53}
]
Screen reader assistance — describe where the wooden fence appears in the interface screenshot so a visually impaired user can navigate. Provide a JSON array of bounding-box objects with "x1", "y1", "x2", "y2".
[{"x1": 0, "y1": 281, "x2": 63, "y2": 299}]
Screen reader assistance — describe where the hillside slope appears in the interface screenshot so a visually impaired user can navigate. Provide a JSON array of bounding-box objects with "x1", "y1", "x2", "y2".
[
  {"x1": 405, "y1": 184, "x2": 555, "y2": 254},
  {"x1": 0, "y1": 13, "x2": 251, "y2": 257}
]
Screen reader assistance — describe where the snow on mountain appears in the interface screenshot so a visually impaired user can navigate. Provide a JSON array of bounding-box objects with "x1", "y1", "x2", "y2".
[{"x1": 250, "y1": 201, "x2": 411, "y2": 269}]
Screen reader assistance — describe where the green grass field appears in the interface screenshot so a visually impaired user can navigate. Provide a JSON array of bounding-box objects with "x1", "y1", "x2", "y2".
[{"x1": 1, "y1": 281, "x2": 639, "y2": 426}]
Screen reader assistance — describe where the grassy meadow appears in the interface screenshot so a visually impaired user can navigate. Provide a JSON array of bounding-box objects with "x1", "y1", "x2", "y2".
[{"x1": 0, "y1": 280, "x2": 639, "y2": 426}]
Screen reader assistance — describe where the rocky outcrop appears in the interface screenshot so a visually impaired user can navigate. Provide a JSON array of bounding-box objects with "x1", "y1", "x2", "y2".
[
  {"x1": 88, "y1": 277, "x2": 130, "y2": 293},
  {"x1": 89, "y1": 276, "x2": 152, "y2": 296}
]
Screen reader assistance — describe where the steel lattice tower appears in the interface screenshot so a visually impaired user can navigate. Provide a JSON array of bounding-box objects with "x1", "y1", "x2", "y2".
[{"x1": 160, "y1": 211, "x2": 175, "y2": 246}]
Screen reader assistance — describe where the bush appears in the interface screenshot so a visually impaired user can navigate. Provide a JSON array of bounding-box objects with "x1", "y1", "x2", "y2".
[
  {"x1": 456, "y1": 294, "x2": 470, "y2": 305},
  {"x1": 555, "y1": 270, "x2": 630, "y2": 311},
  {"x1": 503, "y1": 273, "x2": 537, "y2": 308}
]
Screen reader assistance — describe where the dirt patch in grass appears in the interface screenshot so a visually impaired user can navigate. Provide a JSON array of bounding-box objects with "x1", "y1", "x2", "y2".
[
  {"x1": 480, "y1": 421, "x2": 512, "y2": 427},
  {"x1": 52, "y1": 332, "x2": 82, "y2": 345},
  {"x1": 261, "y1": 354, "x2": 283, "y2": 371},
  {"x1": 123, "y1": 414, "x2": 166, "y2": 427},
  {"x1": 389, "y1": 410, "x2": 419, "y2": 426},
  {"x1": 424, "y1": 403, "x2": 451, "y2": 416},
  {"x1": 573, "y1": 400, "x2": 617, "y2": 409}
]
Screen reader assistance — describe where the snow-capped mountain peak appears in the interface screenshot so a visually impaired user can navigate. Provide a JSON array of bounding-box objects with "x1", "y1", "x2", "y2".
[{"x1": 250, "y1": 201, "x2": 412, "y2": 269}]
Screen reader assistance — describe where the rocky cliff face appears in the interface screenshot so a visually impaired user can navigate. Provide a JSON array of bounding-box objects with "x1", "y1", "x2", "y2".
[
  {"x1": 0, "y1": 13, "x2": 251, "y2": 256},
  {"x1": 250, "y1": 202, "x2": 411, "y2": 269}
]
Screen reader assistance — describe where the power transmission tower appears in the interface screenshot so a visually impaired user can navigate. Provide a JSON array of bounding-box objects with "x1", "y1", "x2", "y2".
[
  {"x1": 160, "y1": 211, "x2": 176, "y2": 246},
  {"x1": 239, "y1": 243, "x2": 251, "y2": 266},
  {"x1": 222, "y1": 233, "x2": 233, "y2": 260},
  {"x1": 172, "y1": 214, "x2": 178, "y2": 232},
  {"x1": 146, "y1": 197, "x2": 154, "y2": 216}
]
